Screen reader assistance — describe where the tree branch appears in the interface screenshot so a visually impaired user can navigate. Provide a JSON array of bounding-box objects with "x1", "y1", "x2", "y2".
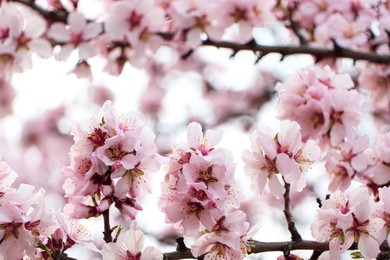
[
  {"x1": 283, "y1": 178, "x2": 302, "y2": 243},
  {"x1": 163, "y1": 239, "x2": 330, "y2": 259},
  {"x1": 58, "y1": 253, "x2": 77, "y2": 260},
  {"x1": 202, "y1": 39, "x2": 390, "y2": 64},
  {"x1": 102, "y1": 209, "x2": 112, "y2": 243}
]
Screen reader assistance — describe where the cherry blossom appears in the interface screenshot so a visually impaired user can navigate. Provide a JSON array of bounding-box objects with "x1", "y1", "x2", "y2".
[
  {"x1": 243, "y1": 120, "x2": 320, "y2": 199},
  {"x1": 160, "y1": 122, "x2": 240, "y2": 236},
  {"x1": 48, "y1": 12, "x2": 102, "y2": 60},
  {"x1": 326, "y1": 135, "x2": 372, "y2": 191},
  {"x1": 312, "y1": 188, "x2": 384, "y2": 259},
  {"x1": 0, "y1": 0, "x2": 389, "y2": 259},
  {"x1": 102, "y1": 224, "x2": 163, "y2": 260},
  {"x1": 218, "y1": 0, "x2": 276, "y2": 42},
  {"x1": 63, "y1": 100, "x2": 160, "y2": 220},
  {"x1": 277, "y1": 67, "x2": 365, "y2": 146}
]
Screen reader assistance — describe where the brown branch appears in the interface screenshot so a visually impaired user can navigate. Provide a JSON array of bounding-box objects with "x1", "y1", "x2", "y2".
[
  {"x1": 202, "y1": 39, "x2": 390, "y2": 64},
  {"x1": 58, "y1": 254, "x2": 77, "y2": 260},
  {"x1": 283, "y1": 178, "x2": 302, "y2": 243},
  {"x1": 163, "y1": 239, "x2": 330, "y2": 259},
  {"x1": 102, "y1": 209, "x2": 113, "y2": 243}
]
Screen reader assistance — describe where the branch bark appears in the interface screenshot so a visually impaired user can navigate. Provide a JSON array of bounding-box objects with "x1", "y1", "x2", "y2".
[
  {"x1": 163, "y1": 239, "x2": 330, "y2": 259},
  {"x1": 283, "y1": 178, "x2": 302, "y2": 242},
  {"x1": 202, "y1": 39, "x2": 390, "y2": 64},
  {"x1": 102, "y1": 209, "x2": 112, "y2": 243}
]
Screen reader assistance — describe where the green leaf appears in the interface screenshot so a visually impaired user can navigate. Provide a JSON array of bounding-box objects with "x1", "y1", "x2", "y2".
[{"x1": 350, "y1": 251, "x2": 363, "y2": 259}]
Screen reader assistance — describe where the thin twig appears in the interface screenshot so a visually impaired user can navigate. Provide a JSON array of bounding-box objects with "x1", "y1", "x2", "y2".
[
  {"x1": 202, "y1": 39, "x2": 390, "y2": 64},
  {"x1": 283, "y1": 177, "x2": 302, "y2": 242},
  {"x1": 59, "y1": 254, "x2": 77, "y2": 260},
  {"x1": 102, "y1": 209, "x2": 112, "y2": 243},
  {"x1": 163, "y1": 240, "x2": 330, "y2": 260}
]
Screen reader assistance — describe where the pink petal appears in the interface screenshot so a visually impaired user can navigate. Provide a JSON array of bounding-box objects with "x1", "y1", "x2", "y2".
[
  {"x1": 78, "y1": 42, "x2": 97, "y2": 60},
  {"x1": 141, "y1": 247, "x2": 163, "y2": 260},
  {"x1": 276, "y1": 153, "x2": 300, "y2": 183},
  {"x1": 29, "y1": 39, "x2": 52, "y2": 58},
  {"x1": 68, "y1": 12, "x2": 87, "y2": 33},
  {"x1": 269, "y1": 174, "x2": 285, "y2": 199},
  {"x1": 48, "y1": 23, "x2": 71, "y2": 42},
  {"x1": 238, "y1": 21, "x2": 253, "y2": 42},
  {"x1": 83, "y1": 22, "x2": 102, "y2": 40},
  {"x1": 358, "y1": 235, "x2": 380, "y2": 259},
  {"x1": 55, "y1": 43, "x2": 74, "y2": 60},
  {"x1": 186, "y1": 28, "x2": 202, "y2": 48}
]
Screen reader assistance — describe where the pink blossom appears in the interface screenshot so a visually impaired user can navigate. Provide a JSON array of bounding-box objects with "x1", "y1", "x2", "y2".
[
  {"x1": 163, "y1": 191, "x2": 216, "y2": 236},
  {"x1": 187, "y1": 122, "x2": 223, "y2": 156},
  {"x1": 243, "y1": 120, "x2": 319, "y2": 198},
  {"x1": 191, "y1": 231, "x2": 242, "y2": 260},
  {"x1": 326, "y1": 135, "x2": 372, "y2": 191},
  {"x1": 359, "y1": 64, "x2": 390, "y2": 106},
  {"x1": 48, "y1": 12, "x2": 102, "y2": 60},
  {"x1": 375, "y1": 187, "x2": 390, "y2": 247},
  {"x1": 102, "y1": 224, "x2": 163, "y2": 260},
  {"x1": 171, "y1": 0, "x2": 224, "y2": 48},
  {"x1": 367, "y1": 132, "x2": 390, "y2": 186},
  {"x1": 314, "y1": 13, "x2": 371, "y2": 48},
  {"x1": 312, "y1": 188, "x2": 384, "y2": 259},
  {"x1": 0, "y1": 4, "x2": 52, "y2": 76},
  {"x1": 105, "y1": 0, "x2": 165, "y2": 54},
  {"x1": 277, "y1": 67, "x2": 364, "y2": 146},
  {"x1": 218, "y1": 0, "x2": 276, "y2": 42},
  {"x1": 0, "y1": 159, "x2": 17, "y2": 194}
]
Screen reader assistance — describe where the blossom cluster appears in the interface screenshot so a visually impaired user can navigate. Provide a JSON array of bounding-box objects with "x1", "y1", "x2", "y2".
[
  {"x1": 311, "y1": 187, "x2": 390, "y2": 259},
  {"x1": 324, "y1": 135, "x2": 373, "y2": 192},
  {"x1": 0, "y1": 156, "x2": 54, "y2": 259},
  {"x1": 0, "y1": 155, "x2": 92, "y2": 259},
  {"x1": 277, "y1": 67, "x2": 364, "y2": 146},
  {"x1": 0, "y1": 0, "x2": 389, "y2": 78},
  {"x1": 102, "y1": 223, "x2": 163, "y2": 260},
  {"x1": 160, "y1": 122, "x2": 257, "y2": 259},
  {"x1": 243, "y1": 120, "x2": 320, "y2": 199},
  {"x1": 63, "y1": 100, "x2": 161, "y2": 220},
  {"x1": 279, "y1": 0, "x2": 379, "y2": 48}
]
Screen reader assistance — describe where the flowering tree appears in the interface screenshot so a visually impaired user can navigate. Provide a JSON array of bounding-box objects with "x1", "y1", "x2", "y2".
[{"x1": 1, "y1": 0, "x2": 390, "y2": 259}]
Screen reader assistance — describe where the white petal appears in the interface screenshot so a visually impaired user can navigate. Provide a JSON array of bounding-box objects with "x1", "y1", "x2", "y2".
[
  {"x1": 78, "y1": 42, "x2": 96, "y2": 60},
  {"x1": 269, "y1": 174, "x2": 285, "y2": 199},
  {"x1": 186, "y1": 28, "x2": 202, "y2": 48},
  {"x1": 56, "y1": 43, "x2": 73, "y2": 60},
  {"x1": 358, "y1": 235, "x2": 380, "y2": 259},
  {"x1": 29, "y1": 39, "x2": 52, "y2": 58},
  {"x1": 48, "y1": 23, "x2": 71, "y2": 42},
  {"x1": 83, "y1": 22, "x2": 102, "y2": 40},
  {"x1": 141, "y1": 247, "x2": 163, "y2": 260},
  {"x1": 68, "y1": 12, "x2": 87, "y2": 33},
  {"x1": 239, "y1": 21, "x2": 253, "y2": 42}
]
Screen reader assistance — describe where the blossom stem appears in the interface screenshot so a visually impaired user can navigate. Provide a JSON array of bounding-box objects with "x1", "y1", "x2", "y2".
[
  {"x1": 282, "y1": 178, "x2": 302, "y2": 242},
  {"x1": 58, "y1": 254, "x2": 77, "y2": 260},
  {"x1": 162, "y1": 239, "x2": 330, "y2": 259},
  {"x1": 102, "y1": 209, "x2": 112, "y2": 243},
  {"x1": 201, "y1": 39, "x2": 390, "y2": 64}
]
